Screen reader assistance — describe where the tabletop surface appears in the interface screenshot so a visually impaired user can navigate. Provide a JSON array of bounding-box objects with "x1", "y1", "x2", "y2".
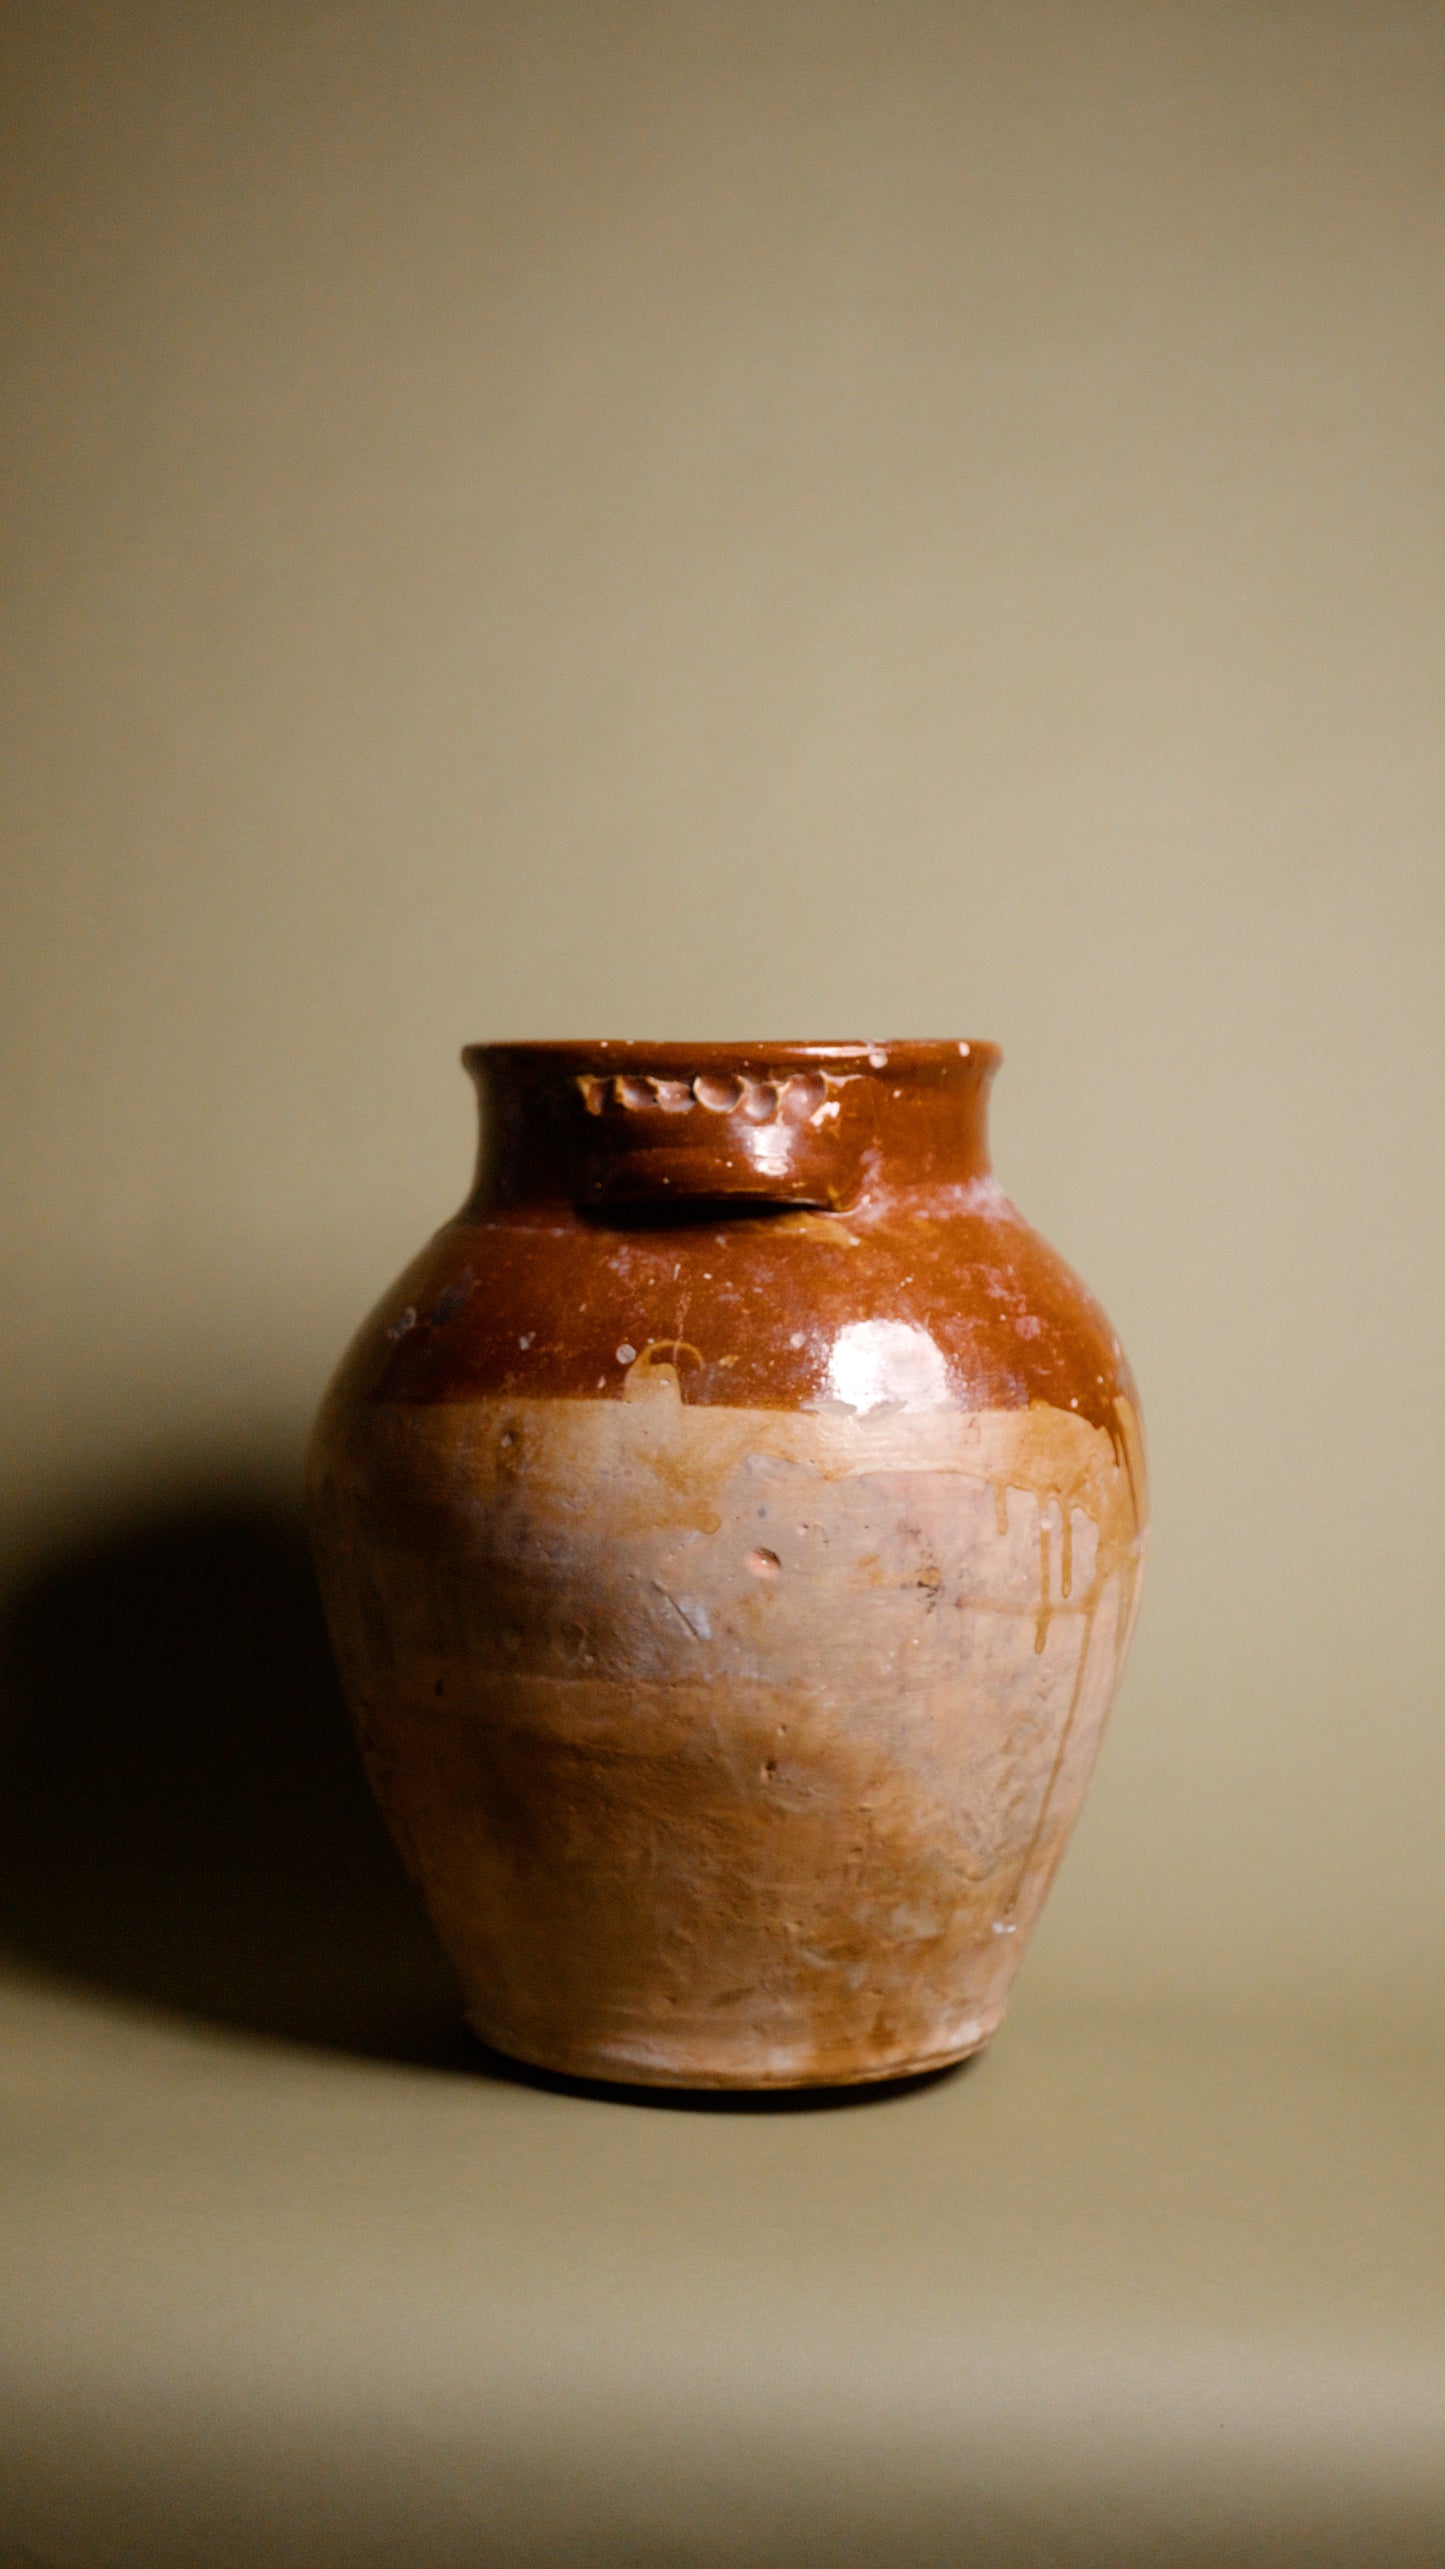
[{"x1": 3, "y1": 1962, "x2": 1441, "y2": 2569}]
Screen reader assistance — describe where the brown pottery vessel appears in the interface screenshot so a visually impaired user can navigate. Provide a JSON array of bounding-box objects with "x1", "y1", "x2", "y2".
[{"x1": 309, "y1": 1041, "x2": 1147, "y2": 2088}]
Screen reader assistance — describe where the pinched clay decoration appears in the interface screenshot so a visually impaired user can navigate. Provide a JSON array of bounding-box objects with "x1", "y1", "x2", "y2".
[{"x1": 310, "y1": 1042, "x2": 1147, "y2": 2086}]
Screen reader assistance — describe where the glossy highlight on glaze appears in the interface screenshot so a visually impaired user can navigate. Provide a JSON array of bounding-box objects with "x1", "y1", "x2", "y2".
[{"x1": 309, "y1": 1041, "x2": 1148, "y2": 2088}]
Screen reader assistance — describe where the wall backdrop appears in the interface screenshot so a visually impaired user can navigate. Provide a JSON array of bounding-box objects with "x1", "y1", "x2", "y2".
[{"x1": 4, "y1": 0, "x2": 1443, "y2": 2036}]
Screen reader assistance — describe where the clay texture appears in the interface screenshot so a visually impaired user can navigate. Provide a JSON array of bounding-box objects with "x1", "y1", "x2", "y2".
[{"x1": 310, "y1": 1042, "x2": 1147, "y2": 2086}]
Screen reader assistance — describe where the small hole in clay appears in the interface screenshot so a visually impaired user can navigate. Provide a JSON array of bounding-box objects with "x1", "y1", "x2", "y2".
[{"x1": 747, "y1": 1547, "x2": 781, "y2": 1578}]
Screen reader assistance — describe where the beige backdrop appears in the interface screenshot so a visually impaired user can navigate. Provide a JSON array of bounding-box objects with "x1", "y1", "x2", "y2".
[{"x1": 4, "y1": 0, "x2": 1444, "y2": 2052}]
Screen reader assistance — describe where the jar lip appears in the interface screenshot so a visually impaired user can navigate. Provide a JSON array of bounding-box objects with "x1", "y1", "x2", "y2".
[{"x1": 465, "y1": 1039, "x2": 1001, "y2": 1082}]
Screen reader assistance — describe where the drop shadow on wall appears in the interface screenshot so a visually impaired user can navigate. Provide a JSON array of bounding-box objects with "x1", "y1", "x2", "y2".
[
  {"x1": 0, "y1": 1482, "x2": 475, "y2": 2072},
  {"x1": 0, "y1": 1481, "x2": 956, "y2": 2112}
]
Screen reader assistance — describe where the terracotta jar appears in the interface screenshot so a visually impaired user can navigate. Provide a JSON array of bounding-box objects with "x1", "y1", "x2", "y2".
[{"x1": 309, "y1": 1042, "x2": 1147, "y2": 2088}]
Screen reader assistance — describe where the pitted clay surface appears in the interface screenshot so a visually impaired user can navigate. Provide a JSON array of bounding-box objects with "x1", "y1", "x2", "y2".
[{"x1": 315, "y1": 1364, "x2": 1146, "y2": 2085}]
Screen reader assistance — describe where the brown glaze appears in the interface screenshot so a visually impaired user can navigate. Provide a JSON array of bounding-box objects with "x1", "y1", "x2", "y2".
[{"x1": 310, "y1": 1042, "x2": 1147, "y2": 2087}]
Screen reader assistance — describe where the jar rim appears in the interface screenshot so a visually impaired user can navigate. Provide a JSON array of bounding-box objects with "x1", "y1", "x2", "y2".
[{"x1": 464, "y1": 1039, "x2": 1001, "y2": 1082}]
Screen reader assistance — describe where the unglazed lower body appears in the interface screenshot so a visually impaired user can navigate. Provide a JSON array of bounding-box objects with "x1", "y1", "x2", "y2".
[{"x1": 312, "y1": 1358, "x2": 1145, "y2": 2089}]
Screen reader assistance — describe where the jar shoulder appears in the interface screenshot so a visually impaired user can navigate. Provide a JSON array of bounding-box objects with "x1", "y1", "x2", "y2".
[{"x1": 313, "y1": 1185, "x2": 1137, "y2": 1449}]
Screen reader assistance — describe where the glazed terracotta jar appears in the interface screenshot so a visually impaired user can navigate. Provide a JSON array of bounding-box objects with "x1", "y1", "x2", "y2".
[{"x1": 309, "y1": 1042, "x2": 1147, "y2": 2088}]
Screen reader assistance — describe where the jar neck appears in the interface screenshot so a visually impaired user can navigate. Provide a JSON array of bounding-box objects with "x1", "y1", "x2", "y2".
[{"x1": 462, "y1": 1042, "x2": 999, "y2": 1215}]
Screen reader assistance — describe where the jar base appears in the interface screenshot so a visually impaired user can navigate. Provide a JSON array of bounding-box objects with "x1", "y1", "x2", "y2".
[{"x1": 464, "y1": 2015, "x2": 1000, "y2": 2093}]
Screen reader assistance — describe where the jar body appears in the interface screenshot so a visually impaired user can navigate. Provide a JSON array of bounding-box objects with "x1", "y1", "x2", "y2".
[{"x1": 309, "y1": 1043, "x2": 1146, "y2": 2087}]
